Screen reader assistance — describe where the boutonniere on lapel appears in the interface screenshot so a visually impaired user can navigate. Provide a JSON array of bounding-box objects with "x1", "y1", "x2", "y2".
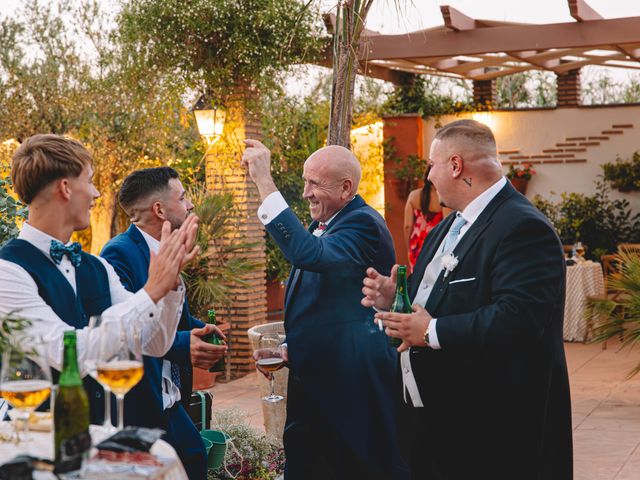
[{"x1": 441, "y1": 253, "x2": 459, "y2": 279}]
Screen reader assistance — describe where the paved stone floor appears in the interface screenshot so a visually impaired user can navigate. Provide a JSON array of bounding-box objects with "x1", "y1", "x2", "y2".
[{"x1": 210, "y1": 339, "x2": 640, "y2": 479}]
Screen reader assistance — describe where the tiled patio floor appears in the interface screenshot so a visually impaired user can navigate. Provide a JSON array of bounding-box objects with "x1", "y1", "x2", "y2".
[{"x1": 210, "y1": 339, "x2": 640, "y2": 479}]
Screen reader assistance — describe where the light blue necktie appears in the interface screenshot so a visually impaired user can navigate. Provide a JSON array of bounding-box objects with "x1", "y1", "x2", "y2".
[{"x1": 442, "y1": 214, "x2": 467, "y2": 252}]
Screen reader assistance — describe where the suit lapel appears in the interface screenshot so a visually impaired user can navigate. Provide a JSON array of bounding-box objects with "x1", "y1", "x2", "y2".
[
  {"x1": 283, "y1": 197, "x2": 366, "y2": 326},
  {"x1": 126, "y1": 224, "x2": 151, "y2": 265},
  {"x1": 424, "y1": 182, "x2": 515, "y2": 313}
]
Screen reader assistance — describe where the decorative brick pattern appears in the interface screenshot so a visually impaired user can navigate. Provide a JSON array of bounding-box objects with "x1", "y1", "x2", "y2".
[
  {"x1": 503, "y1": 122, "x2": 632, "y2": 169},
  {"x1": 205, "y1": 100, "x2": 267, "y2": 379},
  {"x1": 498, "y1": 149, "x2": 520, "y2": 155}
]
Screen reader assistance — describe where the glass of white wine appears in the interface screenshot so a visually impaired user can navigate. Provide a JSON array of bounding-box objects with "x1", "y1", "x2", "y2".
[
  {"x1": 254, "y1": 333, "x2": 285, "y2": 403},
  {"x1": 86, "y1": 316, "x2": 116, "y2": 434},
  {"x1": 96, "y1": 320, "x2": 144, "y2": 431},
  {"x1": 0, "y1": 345, "x2": 52, "y2": 442}
]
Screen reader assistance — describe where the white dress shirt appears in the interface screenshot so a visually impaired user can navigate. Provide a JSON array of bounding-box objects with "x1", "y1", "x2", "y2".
[
  {"x1": 402, "y1": 177, "x2": 507, "y2": 407},
  {"x1": 136, "y1": 227, "x2": 182, "y2": 410},
  {"x1": 0, "y1": 222, "x2": 184, "y2": 372}
]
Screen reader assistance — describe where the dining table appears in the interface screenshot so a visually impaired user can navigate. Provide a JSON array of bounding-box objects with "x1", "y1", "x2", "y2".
[
  {"x1": 563, "y1": 260, "x2": 605, "y2": 342},
  {"x1": 0, "y1": 422, "x2": 188, "y2": 479}
]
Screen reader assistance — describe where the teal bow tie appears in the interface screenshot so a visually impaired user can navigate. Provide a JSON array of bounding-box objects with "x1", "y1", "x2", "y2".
[{"x1": 49, "y1": 240, "x2": 82, "y2": 267}]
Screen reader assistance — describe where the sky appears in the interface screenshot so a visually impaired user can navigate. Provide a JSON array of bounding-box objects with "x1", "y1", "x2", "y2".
[{"x1": 2, "y1": 0, "x2": 640, "y2": 95}]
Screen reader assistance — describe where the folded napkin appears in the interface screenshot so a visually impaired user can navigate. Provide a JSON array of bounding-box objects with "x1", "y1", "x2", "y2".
[{"x1": 95, "y1": 427, "x2": 164, "y2": 454}]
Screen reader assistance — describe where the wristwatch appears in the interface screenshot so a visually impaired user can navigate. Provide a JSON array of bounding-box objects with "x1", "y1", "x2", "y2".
[{"x1": 423, "y1": 326, "x2": 430, "y2": 347}]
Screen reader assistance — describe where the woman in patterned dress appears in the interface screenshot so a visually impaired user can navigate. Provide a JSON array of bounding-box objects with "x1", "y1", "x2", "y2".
[{"x1": 403, "y1": 168, "x2": 450, "y2": 272}]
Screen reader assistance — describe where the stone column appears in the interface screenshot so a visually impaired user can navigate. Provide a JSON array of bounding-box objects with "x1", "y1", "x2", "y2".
[
  {"x1": 205, "y1": 98, "x2": 267, "y2": 379},
  {"x1": 556, "y1": 68, "x2": 581, "y2": 107}
]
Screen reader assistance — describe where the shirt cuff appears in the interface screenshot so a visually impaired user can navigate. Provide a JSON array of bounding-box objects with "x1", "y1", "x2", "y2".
[
  {"x1": 257, "y1": 191, "x2": 288, "y2": 225},
  {"x1": 132, "y1": 288, "x2": 160, "y2": 318},
  {"x1": 428, "y1": 318, "x2": 441, "y2": 349}
]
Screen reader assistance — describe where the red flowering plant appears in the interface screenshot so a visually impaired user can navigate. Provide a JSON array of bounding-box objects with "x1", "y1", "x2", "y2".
[{"x1": 507, "y1": 163, "x2": 536, "y2": 181}]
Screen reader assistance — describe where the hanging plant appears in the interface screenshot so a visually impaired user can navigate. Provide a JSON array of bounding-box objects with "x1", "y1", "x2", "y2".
[{"x1": 601, "y1": 151, "x2": 640, "y2": 192}]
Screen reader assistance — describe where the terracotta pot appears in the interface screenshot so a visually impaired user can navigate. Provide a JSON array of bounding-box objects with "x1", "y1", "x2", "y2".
[
  {"x1": 266, "y1": 280, "x2": 285, "y2": 322},
  {"x1": 510, "y1": 177, "x2": 528, "y2": 195}
]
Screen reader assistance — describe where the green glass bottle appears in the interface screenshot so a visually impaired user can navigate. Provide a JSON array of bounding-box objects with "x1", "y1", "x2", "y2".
[
  {"x1": 54, "y1": 330, "x2": 91, "y2": 474},
  {"x1": 206, "y1": 309, "x2": 226, "y2": 373},
  {"x1": 389, "y1": 265, "x2": 412, "y2": 348}
]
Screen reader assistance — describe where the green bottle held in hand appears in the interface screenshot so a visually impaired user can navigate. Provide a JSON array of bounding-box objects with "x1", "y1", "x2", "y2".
[
  {"x1": 389, "y1": 265, "x2": 412, "y2": 348},
  {"x1": 206, "y1": 309, "x2": 226, "y2": 373},
  {"x1": 54, "y1": 330, "x2": 91, "y2": 474}
]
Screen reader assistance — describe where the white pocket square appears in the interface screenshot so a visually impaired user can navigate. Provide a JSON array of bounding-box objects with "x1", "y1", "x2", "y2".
[{"x1": 449, "y1": 277, "x2": 476, "y2": 285}]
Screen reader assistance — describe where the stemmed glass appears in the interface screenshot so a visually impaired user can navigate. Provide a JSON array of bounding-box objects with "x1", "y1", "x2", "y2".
[
  {"x1": 86, "y1": 316, "x2": 116, "y2": 434},
  {"x1": 254, "y1": 333, "x2": 285, "y2": 403},
  {"x1": 0, "y1": 345, "x2": 52, "y2": 442},
  {"x1": 96, "y1": 320, "x2": 144, "y2": 430}
]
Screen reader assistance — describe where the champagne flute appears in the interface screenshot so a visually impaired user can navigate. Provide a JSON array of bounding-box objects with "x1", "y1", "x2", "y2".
[
  {"x1": 255, "y1": 334, "x2": 285, "y2": 403},
  {"x1": 96, "y1": 320, "x2": 144, "y2": 430},
  {"x1": 86, "y1": 316, "x2": 116, "y2": 434},
  {"x1": 0, "y1": 345, "x2": 52, "y2": 442}
]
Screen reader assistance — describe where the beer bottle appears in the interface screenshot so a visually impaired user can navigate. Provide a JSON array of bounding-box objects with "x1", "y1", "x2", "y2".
[
  {"x1": 389, "y1": 265, "x2": 412, "y2": 348},
  {"x1": 206, "y1": 309, "x2": 226, "y2": 373},
  {"x1": 54, "y1": 330, "x2": 91, "y2": 474}
]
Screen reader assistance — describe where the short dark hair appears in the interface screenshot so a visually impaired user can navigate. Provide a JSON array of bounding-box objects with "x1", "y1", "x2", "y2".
[
  {"x1": 12, "y1": 134, "x2": 92, "y2": 204},
  {"x1": 118, "y1": 167, "x2": 179, "y2": 216},
  {"x1": 434, "y1": 119, "x2": 496, "y2": 151}
]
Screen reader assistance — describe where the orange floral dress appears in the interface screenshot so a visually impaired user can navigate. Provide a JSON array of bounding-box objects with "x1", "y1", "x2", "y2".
[{"x1": 409, "y1": 209, "x2": 443, "y2": 272}]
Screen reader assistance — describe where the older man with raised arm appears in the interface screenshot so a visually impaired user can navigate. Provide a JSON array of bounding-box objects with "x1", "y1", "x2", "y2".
[
  {"x1": 242, "y1": 140, "x2": 408, "y2": 480},
  {"x1": 362, "y1": 119, "x2": 572, "y2": 480},
  {"x1": 0, "y1": 134, "x2": 198, "y2": 427}
]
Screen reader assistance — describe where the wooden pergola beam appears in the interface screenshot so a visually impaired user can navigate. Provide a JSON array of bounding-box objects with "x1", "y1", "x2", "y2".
[
  {"x1": 568, "y1": 0, "x2": 602, "y2": 22},
  {"x1": 440, "y1": 5, "x2": 476, "y2": 31},
  {"x1": 364, "y1": 17, "x2": 640, "y2": 60}
]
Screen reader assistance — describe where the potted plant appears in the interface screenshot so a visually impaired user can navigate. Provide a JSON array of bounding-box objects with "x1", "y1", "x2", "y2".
[
  {"x1": 506, "y1": 163, "x2": 536, "y2": 194},
  {"x1": 586, "y1": 251, "x2": 640, "y2": 377}
]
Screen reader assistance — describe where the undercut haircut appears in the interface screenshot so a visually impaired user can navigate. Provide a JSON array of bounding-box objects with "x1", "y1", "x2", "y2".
[
  {"x1": 11, "y1": 134, "x2": 93, "y2": 204},
  {"x1": 118, "y1": 167, "x2": 179, "y2": 217},
  {"x1": 434, "y1": 119, "x2": 497, "y2": 153}
]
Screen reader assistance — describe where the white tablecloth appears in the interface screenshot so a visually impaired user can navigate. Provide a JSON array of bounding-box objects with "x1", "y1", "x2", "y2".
[
  {"x1": 563, "y1": 261, "x2": 605, "y2": 342},
  {"x1": 0, "y1": 423, "x2": 187, "y2": 479}
]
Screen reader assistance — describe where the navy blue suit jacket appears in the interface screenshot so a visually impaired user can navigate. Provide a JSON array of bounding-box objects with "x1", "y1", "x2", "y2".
[
  {"x1": 266, "y1": 195, "x2": 406, "y2": 477},
  {"x1": 408, "y1": 182, "x2": 572, "y2": 479},
  {"x1": 101, "y1": 225, "x2": 204, "y2": 429}
]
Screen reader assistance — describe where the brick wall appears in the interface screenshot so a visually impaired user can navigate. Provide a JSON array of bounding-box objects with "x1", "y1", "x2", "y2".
[
  {"x1": 205, "y1": 99, "x2": 267, "y2": 379},
  {"x1": 557, "y1": 69, "x2": 581, "y2": 108},
  {"x1": 473, "y1": 79, "x2": 497, "y2": 107}
]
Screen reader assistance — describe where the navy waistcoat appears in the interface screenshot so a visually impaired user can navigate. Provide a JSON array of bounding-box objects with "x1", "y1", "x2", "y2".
[{"x1": 0, "y1": 239, "x2": 113, "y2": 424}]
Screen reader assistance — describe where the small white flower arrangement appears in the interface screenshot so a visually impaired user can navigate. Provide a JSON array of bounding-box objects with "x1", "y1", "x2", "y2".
[{"x1": 441, "y1": 253, "x2": 459, "y2": 278}]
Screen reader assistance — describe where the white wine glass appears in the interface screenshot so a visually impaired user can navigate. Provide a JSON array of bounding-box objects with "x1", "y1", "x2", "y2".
[
  {"x1": 0, "y1": 345, "x2": 52, "y2": 442},
  {"x1": 86, "y1": 316, "x2": 116, "y2": 434},
  {"x1": 96, "y1": 320, "x2": 144, "y2": 430},
  {"x1": 254, "y1": 333, "x2": 285, "y2": 403}
]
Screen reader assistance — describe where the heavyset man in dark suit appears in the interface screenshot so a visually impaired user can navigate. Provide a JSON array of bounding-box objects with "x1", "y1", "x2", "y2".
[
  {"x1": 363, "y1": 119, "x2": 573, "y2": 480},
  {"x1": 101, "y1": 167, "x2": 227, "y2": 480},
  {"x1": 242, "y1": 140, "x2": 409, "y2": 480}
]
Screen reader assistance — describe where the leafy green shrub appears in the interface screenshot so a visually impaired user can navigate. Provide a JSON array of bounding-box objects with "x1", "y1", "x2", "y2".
[
  {"x1": 0, "y1": 176, "x2": 27, "y2": 247},
  {"x1": 208, "y1": 409, "x2": 284, "y2": 480},
  {"x1": 532, "y1": 181, "x2": 640, "y2": 259},
  {"x1": 601, "y1": 151, "x2": 640, "y2": 192}
]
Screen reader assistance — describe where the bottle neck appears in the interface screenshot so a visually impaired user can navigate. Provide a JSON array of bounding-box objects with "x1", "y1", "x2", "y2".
[
  {"x1": 396, "y1": 270, "x2": 408, "y2": 296},
  {"x1": 60, "y1": 338, "x2": 82, "y2": 386}
]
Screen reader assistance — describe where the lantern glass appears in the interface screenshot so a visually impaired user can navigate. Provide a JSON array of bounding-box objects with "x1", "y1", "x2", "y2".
[{"x1": 194, "y1": 105, "x2": 226, "y2": 144}]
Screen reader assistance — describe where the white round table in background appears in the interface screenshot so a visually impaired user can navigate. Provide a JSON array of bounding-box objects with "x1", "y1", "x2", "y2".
[
  {"x1": 0, "y1": 422, "x2": 187, "y2": 479},
  {"x1": 563, "y1": 261, "x2": 605, "y2": 342}
]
